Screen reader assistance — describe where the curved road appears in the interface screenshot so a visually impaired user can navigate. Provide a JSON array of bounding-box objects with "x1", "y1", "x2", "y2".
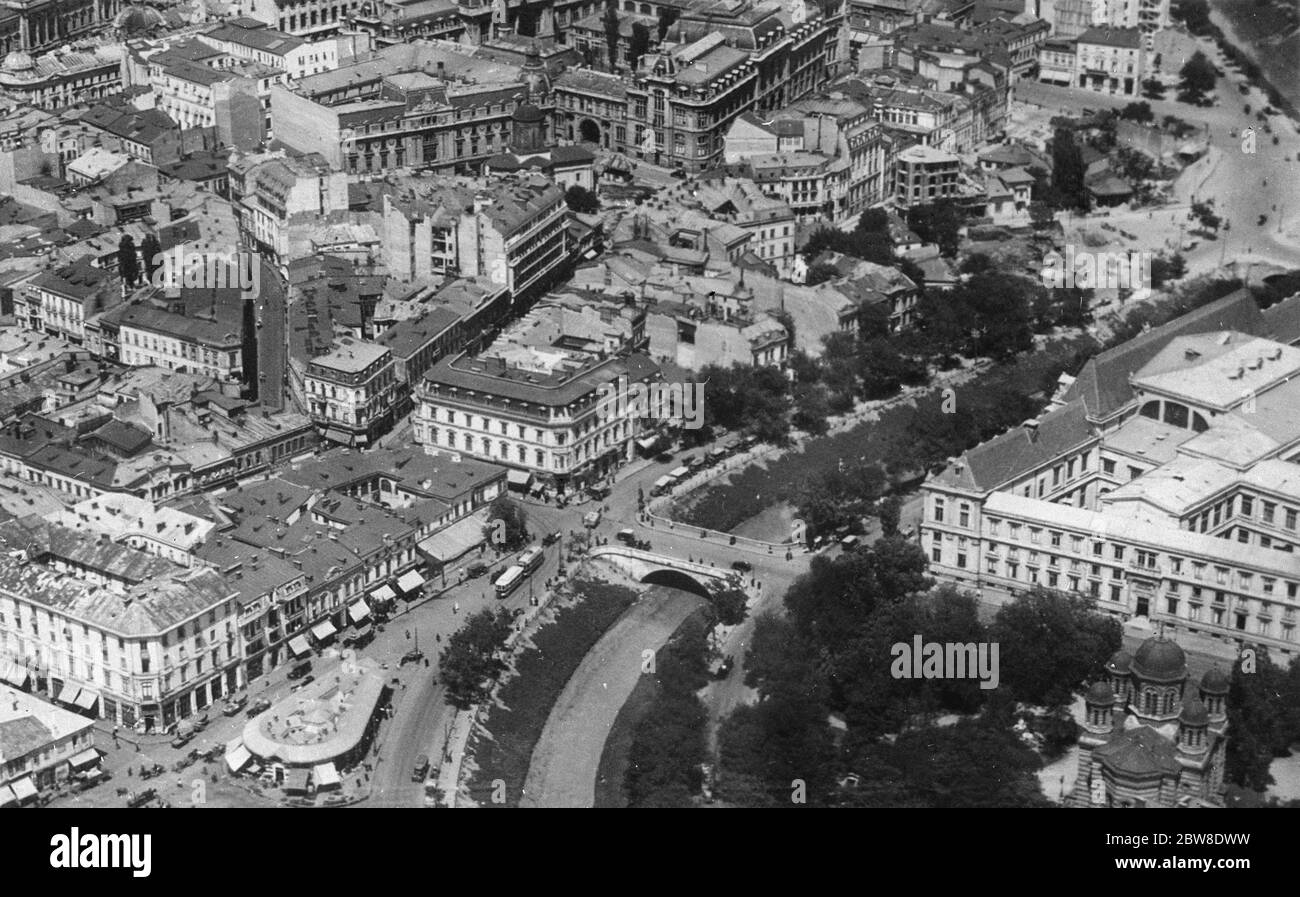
[{"x1": 519, "y1": 585, "x2": 705, "y2": 808}]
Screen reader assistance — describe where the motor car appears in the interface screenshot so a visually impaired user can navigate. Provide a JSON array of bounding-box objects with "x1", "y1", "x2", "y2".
[
  {"x1": 291, "y1": 674, "x2": 315, "y2": 690},
  {"x1": 222, "y1": 695, "x2": 247, "y2": 716},
  {"x1": 466, "y1": 562, "x2": 489, "y2": 579},
  {"x1": 616, "y1": 529, "x2": 637, "y2": 544},
  {"x1": 170, "y1": 731, "x2": 194, "y2": 750},
  {"x1": 247, "y1": 697, "x2": 272, "y2": 717},
  {"x1": 412, "y1": 755, "x2": 430, "y2": 782},
  {"x1": 288, "y1": 661, "x2": 312, "y2": 680},
  {"x1": 542, "y1": 532, "x2": 561, "y2": 546},
  {"x1": 731, "y1": 559, "x2": 753, "y2": 573},
  {"x1": 716, "y1": 655, "x2": 735, "y2": 679},
  {"x1": 127, "y1": 789, "x2": 158, "y2": 808}
]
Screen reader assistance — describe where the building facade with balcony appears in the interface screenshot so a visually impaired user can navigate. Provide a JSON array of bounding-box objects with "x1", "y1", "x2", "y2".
[
  {"x1": 892, "y1": 142, "x2": 959, "y2": 206},
  {"x1": 1073, "y1": 26, "x2": 1144, "y2": 96},
  {"x1": 414, "y1": 350, "x2": 661, "y2": 492},
  {"x1": 304, "y1": 338, "x2": 397, "y2": 447}
]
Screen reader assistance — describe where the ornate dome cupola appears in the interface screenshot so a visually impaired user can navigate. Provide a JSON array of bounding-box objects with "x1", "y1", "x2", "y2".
[
  {"x1": 1177, "y1": 695, "x2": 1210, "y2": 755},
  {"x1": 1199, "y1": 667, "x2": 1229, "y2": 726},
  {"x1": 1084, "y1": 680, "x2": 1116, "y2": 735},
  {"x1": 509, "y1": 101, "x2": 546, "y2": 156},
  {"x1": 1104, "y1": 649, "x2": 1133, "y2": 705},
  {"x1": 1129, "y1": 635, "x2": 1188, "y2": 725}
]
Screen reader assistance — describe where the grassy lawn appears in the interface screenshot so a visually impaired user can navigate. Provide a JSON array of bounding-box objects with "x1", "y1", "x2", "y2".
[{"x1": 463, "y1": 578, "x2": 639, "y2": 807}]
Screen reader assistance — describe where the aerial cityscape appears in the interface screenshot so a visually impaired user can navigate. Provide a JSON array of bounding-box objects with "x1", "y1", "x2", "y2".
[{"x1": 0, "y1": 0, "x2": 1296, "y2": 817}]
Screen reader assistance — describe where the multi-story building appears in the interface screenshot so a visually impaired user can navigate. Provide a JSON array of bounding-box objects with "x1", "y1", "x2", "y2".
[
  {"x1": 1037, "y1": 37, "x2": 1076, "y2": 85},
  {"x1": 414, "y1": 350, "x2": 661, "y2": 492},
  {"x1": 1096, "y1": 0, "x2": 1170, "y2": 44},
  {"x1": 892, "y1": 143, "x2": 960, "y2": 207},
  {"x1": 1073, "y1": 26, "x2": 1144, "y2": 96},
  {"x1": 0, "y1": 517, "x2": 242, "y2": 732},
  {"x1": 0, "y1": 44, "x2": 123, "y2": 110},
  {"x1": 304, "y1": 338, "x2": 397, "y2": 447},
  {"x1": 553, "y1": 0, "x2": 834, "y2": 172},
  {"x1": 23, "y1": 259, "x2": 122, "y2": 345},
  {"x1": 113, "y1": 304, "x2": 246, "y2": 383},
  {"x1": 347, "y1": 0, "x2": 464, "y2": 46},
  {"x1": 245, "y1": 0, "x2": 357, "y2": 37},
  {"x1": 382, "y1": 172, "x2": 568, "y2": 299},
  {"x1": 0, "y1": 0, "x2": 122, "y2": 55},
  {"x1": 922, "y1": 292, "x2": 1300, "y2": 660},
  {"x1": 240, "y1": 153, "x2": 350, "y2": 264},
  {"x1": 270, "y1": 40, "x2": 541, "y2": 175},
  {"x1": 196, "y1": 20, "x2": 344, "y2": 81}
]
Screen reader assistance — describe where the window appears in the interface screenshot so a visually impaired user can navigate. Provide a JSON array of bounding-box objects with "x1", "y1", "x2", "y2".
[
  {"x1": 1092, "y1": 541, "x2": 1103, "y2": 557},
  {"x1": 1238, "y1": 528, "x2": 1250, "y2": 543},
  {"x1": 1110, "y1": 585, "x2": 1122, "y2": 602},
  {"x1": 932, "y1": 498, "x2": 945, "y2": 523},
  {"x1": 1241, "y1": 496, "x2": 1254, "y2": 517},
  {"x1": 1050, "y1": 531, "x2": 1062, "y2": 548},
  {"x1": 1030, "y1": 528, "x2": 1041, "y2": 544},
  {"x1": 1112, "y1": 546, "x2": 1125, "y2": 561},
  {"x1": 1288, "y1": 509, "x2": 1298, "y2": 530},
  {"x1": 931, "y1": 545, "x2": 942, "y2": 563},
  {"x1": 1128, "y1": 466, "x2": 1142, "y2": 481},
  {"x1": 1103, "y1": 458, "x2": 1116, "y2": 475},
  {"x1": 1166, "y1": 597, "x2": 1178, "y2": 614},
  {"x1": 987, "y1": 518, "x2": 1001, "y2": 536},
  {"x1": 958, "y1": 503, "x2": 970, "y2": 527},
  {"x1": 1264, "y1": 502, "x2": 1276, "y2": 524}
]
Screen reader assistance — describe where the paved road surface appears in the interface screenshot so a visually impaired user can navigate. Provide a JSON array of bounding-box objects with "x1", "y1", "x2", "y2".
[{"x1": 519, "y1": 585, "x2": 705, "y2": 808}]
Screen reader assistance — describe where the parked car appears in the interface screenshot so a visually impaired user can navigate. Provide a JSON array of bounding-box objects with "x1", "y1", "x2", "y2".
[
  {"x1": 288, "y1": 661, "x2": 312, "y2": 680},
  {"x1": 291, "y1": 674, "x2": 315, "y2": 691},
  {"x1": 170, "y1": 731, "x2": 194, "y2": 750},
  {"x1": 222, "y1": 695, "x2": 247, "y2": 716},
  {"x1": 731, "y1": 559, "x2": 753, "y2": 573},
  {"x1": 616, "y1": 529, "x2": 637, "y2": 544},
  {"x1": 192, "y1": 712, "x2": 209, "y2": 731},
  {"x1": 542, "y1": 531, "x2": 561, "y2": 546},
  {"x1": 466, "y1": 562, "x2": 489, "y2": 579},
  {"x1": 412, "y1": 754, "x2": 430, "y2": 782},
  {"x1": 715, "y1": 655, "x2": 735, "y2": 679},
  {"x1": 247, "y1": 697, "x2": 272, "y2": 717},
  {"x1": 139, "y1": 762, "x2": 165, "y2": 780}
]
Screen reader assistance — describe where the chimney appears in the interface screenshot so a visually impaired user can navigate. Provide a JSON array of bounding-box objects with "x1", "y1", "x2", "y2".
[{"x1": 1023, "y1": 420, "x2": 1039, "y2": 442}]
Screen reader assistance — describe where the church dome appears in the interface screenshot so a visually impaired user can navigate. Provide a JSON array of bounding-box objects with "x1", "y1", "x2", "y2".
[
  {"x1": 1131, "y1": 636, "x2": 1187, "y2": 683},
  {"x1": 1104, "y1": 649, "x2": 1132, "y2": 675},
  {"x1": 1200, "y1": 666, "x2": 1230, "y2": 695},
  {"x1": 1, "y1": 51, "x2": 34, "y2": 73},
  {"x1": 114, "y1": 4, "x2": 168, "y2": 32},
  {"x1": 512, "y1": 102, "x2": 545, "y2": 124},
  {"x1": 1179, "y1": 695, "x2": 1209, "y2": 726},
  {"x1": 1085, "y1": 680, "x2": 1115, "y2": 706}
]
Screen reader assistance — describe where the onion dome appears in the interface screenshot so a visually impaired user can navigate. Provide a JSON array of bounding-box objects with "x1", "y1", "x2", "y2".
[
  {"x1": 1131, "y1": 636, "x2": 1188, "y2": 683},
  {"x1": 1104, "y1": 649, "x2": 1132, "y2": 676},
  {"x1": 1179, "y1": 695, "x2": 1209, "y2": 726},
  {"x1": 1086, "y1": 680, "x2": 1115, "y2": 706},
  {"x1": 1200, "y1": 666, "x2": 1230, "y2": 695}
]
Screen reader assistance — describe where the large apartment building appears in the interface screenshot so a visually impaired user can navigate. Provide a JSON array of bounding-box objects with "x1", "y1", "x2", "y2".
[
  {"x1": 304, "y1": 338, "x2": 398, "y2": 447},
  {"x1": 414, "y1": 350, "x2": 661, "y2": 492},
  {"x1": 382, "y1": 173, "x2": 568, "y2": 298},
  {"x1": 553, "y1": 0, "x2": 835, "y2": 172},
  {"x1": 922, "y1": 292, "x2": 1300, "y2": 660}
]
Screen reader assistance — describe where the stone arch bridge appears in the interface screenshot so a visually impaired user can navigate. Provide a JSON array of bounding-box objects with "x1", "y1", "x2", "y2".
[{"x1": 588, "y1": 546, "x2": 744, "y2": 600}]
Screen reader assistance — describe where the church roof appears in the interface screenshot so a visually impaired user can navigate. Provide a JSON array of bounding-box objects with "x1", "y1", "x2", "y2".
[
  {"x1": 1095, "y1": 726, "x2": 1182, "y2": 777},
  {"x1": 1131, "y1": 636, "x2": 1187, "y2": 683}
]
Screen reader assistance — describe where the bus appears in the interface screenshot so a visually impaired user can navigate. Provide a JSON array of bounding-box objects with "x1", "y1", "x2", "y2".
[
  {"x1": 494, "y1": 565, "x2": 526, "y2": 597},
  {"x1": 518, "y1": 546, "x2": 543, "y2": 572}
]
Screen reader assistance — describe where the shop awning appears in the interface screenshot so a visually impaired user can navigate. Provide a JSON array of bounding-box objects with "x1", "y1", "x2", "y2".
[
  {"x1": 10, "y1": 776, "x2": 37, "y2": 801},
  {"x1": 312, "y1": 762, "x2": 340, "y2": 789},
  {"x1": 75, "y1": 690, "x2": 99, "y2": 711},
  {"x1": 369, "y1": 584, "x2": 396, "y2": 603},
  {"x1": 57, "y1": 683, "x2": 81, "y2": 706},
  {"x1": 347, "y1": 600, "x2": 371, "y2": 624},
  {"x1": 417, "y1": 512, "x2": 489, "y2": 564},
  {"x1": 288, "y1": 635, "x2": 312, "y2": 658},
  {"x1": 69, "y1": 748, "x2": 100, "y2": 770},
  {"x1": 637, "y1": 436, "x2": 658, "y2": 450},
  {"x1": 226, "y1": 743, "x2": 252, "y2": 774},
  {"x1": 396, "y1": 570, "x2": 424, "y2": 594},
  {"x1": 0, "y1": 785, "x2": 15, "y2": 807},
  {"x1": 506, "y1": 469, "x2": 532, "y2": 486},
  {"x1": 322, "y1": 428, "x2": 352, "y2": 445},
  {"x1": 311, "y1": 620, "x2": 337, "y2": 641}
]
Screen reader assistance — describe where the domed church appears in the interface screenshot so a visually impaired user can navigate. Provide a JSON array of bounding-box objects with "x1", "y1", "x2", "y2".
[{"x1": 1069, "y1": 634, "x2": 1229, "y2": 808}]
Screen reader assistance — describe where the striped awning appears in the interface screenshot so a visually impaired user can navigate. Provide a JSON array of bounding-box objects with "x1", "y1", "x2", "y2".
[
  {"x1": 288, "y1": 635, "x2": 311, "y2": 658},
  {"x1": 311, "y1": 620, "x2": 337, "y2": 641},
  {"x1": 57, "y1": 683, "x2": 81, "y2": 706},
  {"x1": 369, "y1": 584, "x2": 396, "y2": 603},
  {"x1": 75, "y1": 690, "x2": 99, "y2": 711},
  {"x1": 347, "y1": 600, "x2": 371, "y2": 624}
]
